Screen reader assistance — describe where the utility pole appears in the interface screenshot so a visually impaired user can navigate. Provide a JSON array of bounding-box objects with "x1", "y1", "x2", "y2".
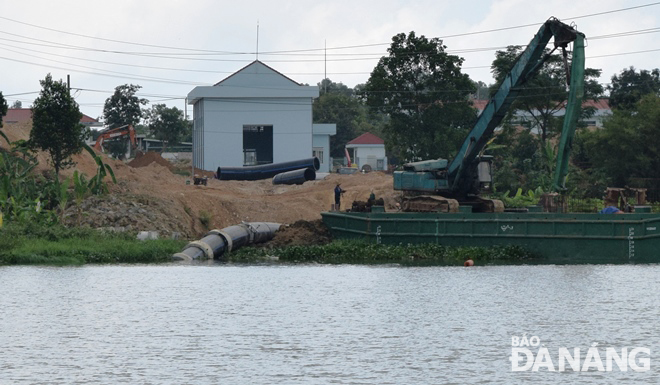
[
  {"x1": 186, "y1": 97, "x2": 193, "y2": 181},
  {"x1": 256, "y1": 21, "x2": 259, "y2": 61}
]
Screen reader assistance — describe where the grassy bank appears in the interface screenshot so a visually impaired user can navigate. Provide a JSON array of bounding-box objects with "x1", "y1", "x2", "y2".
[
  {"x1": 0, "y1": 223, "x2": 186, "y2": 265},
  {"x1": 229, "y1": 240, "x2": 538, "y2": 266}
]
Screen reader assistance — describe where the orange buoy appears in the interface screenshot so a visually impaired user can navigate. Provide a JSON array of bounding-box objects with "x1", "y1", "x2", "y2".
[{"x1": 464, "y1": 259, "x2": 474, "y2": 267}]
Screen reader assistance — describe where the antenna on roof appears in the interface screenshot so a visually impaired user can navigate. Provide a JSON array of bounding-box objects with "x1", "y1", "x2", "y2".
[{"x1": 256, "y1": 20, "x2": 259, "y2": 61}]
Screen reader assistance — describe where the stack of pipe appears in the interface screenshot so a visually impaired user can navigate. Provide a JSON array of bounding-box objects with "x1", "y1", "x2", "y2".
[{"x1": 217, "y1": 157, "x2": 320, "y2": 181}]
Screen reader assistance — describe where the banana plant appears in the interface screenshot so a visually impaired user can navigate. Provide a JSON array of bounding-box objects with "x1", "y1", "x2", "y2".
[
  {"x1": 0, "y1": 130, "x2": 9, "y2": 146},
  {"x1": 72, "y1": 170, "x2": 89, "y2": 225},
  {"x1": 57, "y1": 176, "x2": 71, "y2": 221},
  {"x1": 0, "y1": 150, "x2": 38, "y2": 219},
  {"x1": 0, "y1": 129, "x2": 57, "y2": 224},
  {"x1": 82, "y1": 143, "x2": 117, "y2": 195}
]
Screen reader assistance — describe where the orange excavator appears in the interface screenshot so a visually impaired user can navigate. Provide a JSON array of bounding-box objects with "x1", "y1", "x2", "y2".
[{"x1": 93, "y1": 124, "x2": 137, "y2": 154}]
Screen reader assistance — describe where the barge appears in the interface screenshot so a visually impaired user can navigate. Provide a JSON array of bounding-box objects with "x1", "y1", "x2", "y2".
[{"x1": 321, "y1": 209, "x2": 660, "y2": 264}]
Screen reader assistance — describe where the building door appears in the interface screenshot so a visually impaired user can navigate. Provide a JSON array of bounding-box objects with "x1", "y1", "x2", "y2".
[{"x1": 243, "y1": 125, "x2": 273, "y2": 165}]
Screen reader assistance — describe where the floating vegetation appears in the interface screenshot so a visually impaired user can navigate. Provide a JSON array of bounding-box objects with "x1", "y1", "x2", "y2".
[{"x1": 229, "y1": 240, "x2": 538, "y2": 266}]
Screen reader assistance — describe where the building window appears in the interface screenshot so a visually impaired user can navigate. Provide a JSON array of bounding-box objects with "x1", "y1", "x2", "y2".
[
  {"x1": 313, "y1": 147, "x2": 324, "y2": 163},
  {"x1": 243, "y1": 125, "x2": 273, "y2": 165}
]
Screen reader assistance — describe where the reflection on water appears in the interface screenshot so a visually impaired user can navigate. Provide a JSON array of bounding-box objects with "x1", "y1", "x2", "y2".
[{"x1": 1, "y1": 263, "x2": 658, "y2": 384}]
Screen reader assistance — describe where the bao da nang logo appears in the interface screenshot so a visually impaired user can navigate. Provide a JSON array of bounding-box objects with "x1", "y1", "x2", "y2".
[{"x1": 510, "y1": 335, "x2": 651, "y2": 372}]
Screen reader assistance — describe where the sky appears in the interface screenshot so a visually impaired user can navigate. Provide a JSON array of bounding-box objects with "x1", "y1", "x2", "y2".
[{"x1": 1, "y1": 0, "x2": 658, "y2": 121}]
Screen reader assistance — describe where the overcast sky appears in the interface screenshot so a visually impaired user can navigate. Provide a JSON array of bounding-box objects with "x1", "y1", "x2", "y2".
[{"x1": 1, "y1": 0, "x2": 658, "y2": 121}]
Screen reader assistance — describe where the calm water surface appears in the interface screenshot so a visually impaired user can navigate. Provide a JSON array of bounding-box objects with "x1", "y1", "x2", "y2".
[{"x1": 1, "y1": 263, "x2": 658, "y2": 384}]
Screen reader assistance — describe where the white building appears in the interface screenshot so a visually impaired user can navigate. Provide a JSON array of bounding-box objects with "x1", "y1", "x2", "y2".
[
  {"x1": 346, "y1": 132, "x2": 388, "y2": 171},
  {"x1": 187, "y1": 60, "x2": 335, "y2": 173}
]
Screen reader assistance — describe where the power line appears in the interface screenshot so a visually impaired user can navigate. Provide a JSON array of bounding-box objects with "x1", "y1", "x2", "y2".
[{"x1": 0, "y1": 2, "x2": 658, "y2": 58}]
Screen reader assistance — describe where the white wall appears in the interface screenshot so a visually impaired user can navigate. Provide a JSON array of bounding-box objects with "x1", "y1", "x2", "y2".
[
  {"x1": 352, "y1": 145, "x2": 387, "y2": 170},
  {"x1": 196, "y1": 97, "x2": 312, "y2": 170}
]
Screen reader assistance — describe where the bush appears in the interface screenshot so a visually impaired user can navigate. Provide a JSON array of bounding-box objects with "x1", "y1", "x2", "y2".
[{"x1": 0, "y1": 222, "x2": 186, "y2": 265}]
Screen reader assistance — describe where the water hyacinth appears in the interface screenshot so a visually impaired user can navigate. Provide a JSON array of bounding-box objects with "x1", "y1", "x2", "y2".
[{"x1": 229, "y1": 240, "x2": 537, "y2": 266}]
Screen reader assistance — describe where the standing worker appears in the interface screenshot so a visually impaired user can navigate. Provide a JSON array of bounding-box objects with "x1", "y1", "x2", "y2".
[{"x1": 334, "y1": 183, "x2": 345, "y2": 211}]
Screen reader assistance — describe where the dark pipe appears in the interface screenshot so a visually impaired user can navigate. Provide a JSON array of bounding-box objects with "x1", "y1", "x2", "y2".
[
  {"x1": 173, "y1": 222, "x2": 281, "y2": 261},
  {"x1": 272, "y1": 167, "x2": 316, "y2": 185},
  {"x1": 217, "y1": 157, "x2": 320, "y2": 181}
]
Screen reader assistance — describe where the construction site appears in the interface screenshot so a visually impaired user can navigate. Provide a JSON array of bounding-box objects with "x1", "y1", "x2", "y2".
[{"x1": 1, "y1": 121, "x2": 398, "y2": 242}]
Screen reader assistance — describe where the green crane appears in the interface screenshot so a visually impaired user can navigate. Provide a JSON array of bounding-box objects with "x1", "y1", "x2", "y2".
[{"x1": 393, "y1": 17, "x2": 585, "y2": 212}]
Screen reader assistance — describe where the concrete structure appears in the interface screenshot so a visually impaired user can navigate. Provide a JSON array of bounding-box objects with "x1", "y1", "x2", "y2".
[
  {"x1": 346, "y1": 132, "x2": 388, "y2": 171},
  {"x1": 187, "y1": 61, "x2": 335, "y2": 173}
]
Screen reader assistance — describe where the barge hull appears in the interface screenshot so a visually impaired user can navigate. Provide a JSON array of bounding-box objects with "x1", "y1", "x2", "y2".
[{"x1": 321, "y1": 211, "x2": 660, "y2": 264}]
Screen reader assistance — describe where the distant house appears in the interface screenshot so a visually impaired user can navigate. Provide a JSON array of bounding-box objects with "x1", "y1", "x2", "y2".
[
  {"x1": 346, "y1": 132, "x2": 388, "y2": 171},
  {"x1": 3, "y1": 108, "x2": 102, "y2": 129},
  {"x1": 471, "y1": 99, "x2": 612, "y2": 130},
  {"x1": 187, "y1": 60, "x2": 336, "y2": 173}
]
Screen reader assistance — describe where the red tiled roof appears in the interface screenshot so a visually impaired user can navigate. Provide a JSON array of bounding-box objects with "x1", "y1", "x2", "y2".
[
  {"x1": 4, "y1": 108, "x2": 32, "y2": 124},
  {"x1": 3, "y1": 108, "x2": 99, "y2": 124},
  {"x1": 80, "y1": 114, "x2": 98, "y2": 123},
  {"x1": 347, "y1": 132, "x2": 384, "y2": 145},
  {"x1": 582, "y1": 99, "x2": 610, "y2": 109},
  {"x1": 471, "y1": 99, "x2": 489, "y2": 111}
]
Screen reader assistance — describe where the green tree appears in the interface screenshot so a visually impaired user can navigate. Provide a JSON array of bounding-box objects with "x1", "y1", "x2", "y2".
[
  {"x1": 583, "y1": 94, "x2": 660, "y2": 187},
  {"x1": 318, "y1": 78, "x2": 353, "y2": 97},
  {"x1": 608, "y1": 67, "x2": 660, "y2": 111},
  {"x1": 103, "y1": 84, "x2": 148, "y2": 128},
  {"x1": 313, "y1": 79, "x2": 368, "y2": 157},
  {"x1": 490, "y1": 46, "x2": 603, "y2": 142},
  {"x1": 0, "y1": 91, "x2": 7, "y2": 128},
  {"x1": 363, "y1": 31, "x2": 477, "y2": 162},
  {"x1": 11, "y1": 100, "x2": 22, "y2": 109},
  {"x1": 105, "y1": 139, "x2": 129, "y2": 160},
  {"x1": 30, "y1": 74, "x2": 86, "y2": 180},
  {"x1": 145, "y1": 104, "x2": 189, "y2": 152}
]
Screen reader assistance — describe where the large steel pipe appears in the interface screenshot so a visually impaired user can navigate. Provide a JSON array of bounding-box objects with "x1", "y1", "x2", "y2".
[
  {"x1": 217, "y1": 157, "x2": 320, "y2": 181},
  {"x1": 173, "y1": 222, "x2": 281, "y2": 261},
  {"x1": 272, "y1": 167, "x2": 316, "y2": 185}
]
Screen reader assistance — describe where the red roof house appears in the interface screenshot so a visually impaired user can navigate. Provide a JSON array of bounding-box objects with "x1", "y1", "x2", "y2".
[
  {"x1": 345, "y1": 132, "x2": 387, "y2": 171},
  {"x1": 4, "y1": 108, "x2": 102, "y2": 128}
]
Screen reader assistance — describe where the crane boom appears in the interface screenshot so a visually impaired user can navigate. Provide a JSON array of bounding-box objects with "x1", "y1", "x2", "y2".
[
  {"x1": 447, "y1": 17, "x2": 583, "y2": 195},
  {"x1": 552, "y1": 33, "x2": 585, "y2": 192}
]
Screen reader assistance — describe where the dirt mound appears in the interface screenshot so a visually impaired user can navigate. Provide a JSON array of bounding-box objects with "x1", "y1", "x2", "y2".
[
  {"x1": 62, "y1": 193, "x2": 193, "y2": 238},
  {"x1": 264, "y1": 219, "x2": 332, "y2": 248},
  {"x1": 128, "y1": 151, "x2": 174, "y2": 171}
]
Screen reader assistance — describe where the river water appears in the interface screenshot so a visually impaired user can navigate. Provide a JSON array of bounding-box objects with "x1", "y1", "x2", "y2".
[{"x1": 1, "y1": 263, "x2": 658, "y2": 384}]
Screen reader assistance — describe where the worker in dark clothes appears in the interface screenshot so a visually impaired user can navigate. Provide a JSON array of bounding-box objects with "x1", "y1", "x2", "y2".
[{"x1": 334, "y1": 183, "x2": 345, "y2": 210}]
